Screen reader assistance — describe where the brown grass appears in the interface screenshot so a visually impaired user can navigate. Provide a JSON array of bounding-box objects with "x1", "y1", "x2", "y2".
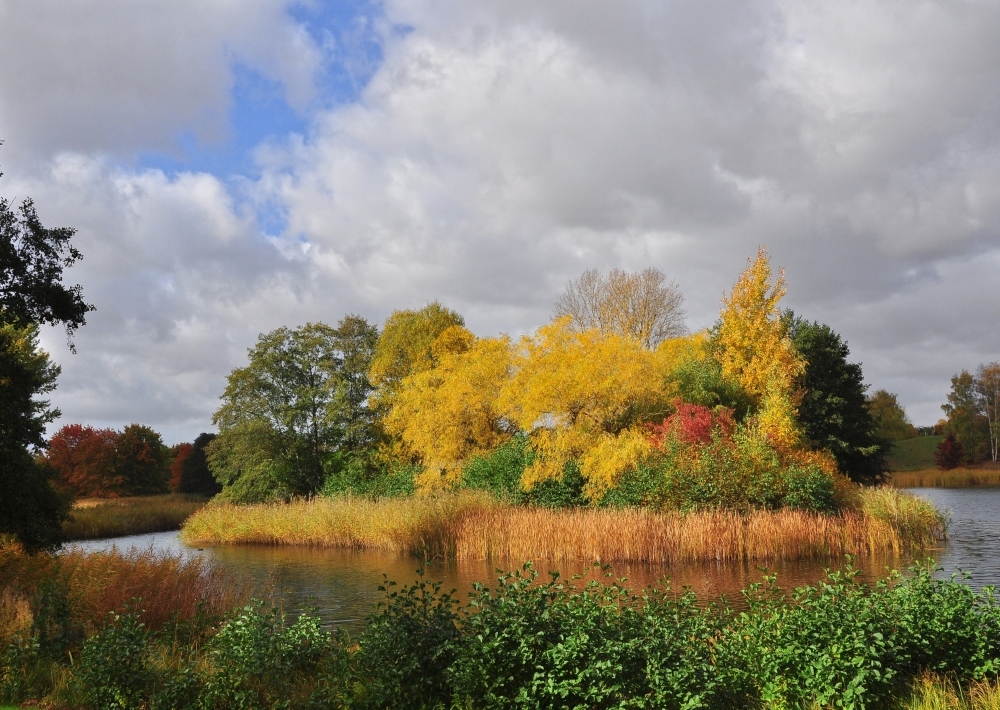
[
  {"x1": 182, "y1": 487, "x2": 944, "y2": 565},
  {"x1": 63, "y1": 493, "x2": 207, "y2": 540},
  {"x1": 0, "y1": 539, "x2": 250, "y2": 632},
  {"x1": 891, "y1": 467, "x2": 1000, "y2": 488}
]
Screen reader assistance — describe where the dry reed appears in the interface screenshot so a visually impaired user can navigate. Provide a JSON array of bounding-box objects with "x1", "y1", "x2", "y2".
[
  {"x1": 182, "y1": 487, "x2": 943, "y2": 565},
  {"x1": 892, "y1": 468, "x2": 1000, "y2": 489},
  {"x1": 0, "y1": 540, "x2": 250, "y2": 632},
  {"x1": 63, "y1": 493, "x2": 208, "y2": 540}
]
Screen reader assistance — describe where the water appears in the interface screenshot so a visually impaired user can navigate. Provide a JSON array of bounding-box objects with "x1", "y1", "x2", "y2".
[{"x1": 67, "y1": 488, "x2": 1000, "y2": 631}]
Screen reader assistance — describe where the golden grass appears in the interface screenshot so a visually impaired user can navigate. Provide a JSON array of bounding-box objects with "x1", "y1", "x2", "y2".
[
  {"x1": 905, "y1": 674, "x2": 1000, "y2": 709},
  {"x1": 182, "y1": 487, "x2": 944, "y2": 565},
  {"x1": 63, "y1": 493, "x2": 208, "y2": 540},
  {"x1": 892, "y1": 467, "x2": 1000, "y2": 489},
  {"x1": 0, "y1": 540, "x2": 250, "y2": 632}
]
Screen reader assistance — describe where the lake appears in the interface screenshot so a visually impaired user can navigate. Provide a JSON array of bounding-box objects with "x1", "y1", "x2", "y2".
[{"x1": 68, "y1": 487, "x2": 1000, "y2": 632}]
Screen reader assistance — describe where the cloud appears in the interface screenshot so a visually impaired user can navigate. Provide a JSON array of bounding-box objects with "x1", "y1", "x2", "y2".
[
  {"x1": 0, "y1": 0, "x2": 323, "y2": 163},
  {"x1": 4, "y1": 0, "x2": 1000, "y2": 439}
]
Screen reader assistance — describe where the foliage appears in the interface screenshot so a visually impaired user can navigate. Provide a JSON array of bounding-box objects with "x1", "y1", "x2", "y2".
[
  {"x1": 168, "y1": 443, "x2": 193, "y2": 493},
  {"x1": 212, "y1": 317, "x2": 379, "y2": 500},
  {"x1": 712, "y1": 247, "x2": 805, "y2": 452},
  {"x1": 499, "y1": 318, "x2": 676, "y2": 499},
  {"x1": 787, "y1": 314, "x2": 890, "y2": 485},
  {"x1": 369, "y1": 301, "x2": 465, "y2": 408},
  {"x1": 115, "y1": 424, "x2": 169, "y2": 496},
  {"x1": 935, "y1": 433, "x2": 964, "y2": 470},
  {"x1": 635, "y1": 404, "x2": 837, "y2": 513},
  {"x1": 320, "y1": 451, "x2": 417, "y2": 499},
  {"x1": 0, "y1": 176, "x2": 94, "y2": 344},
  {"x1": 46, "y1": 423, "x2": 171, "y2": 498},
  {"x1": 78, "y1": 606, "x2": 152, "y2": 710},
  {"x1": 868, "y1": 389, "x2": 918, "y2": 442},
  {"x1": 943, "y1": 370, "x2": 990, "y2": 464},
  {"x1": 975, "y1": 362, "x2": 1000, "y2": 464},
  {"x1": 0, "y1": 321, "x2": 68, "y2": 550},
  {"x1": 669, "y1": 351, "x2": 754, "y2": 421},
  {"x1": 386, "y1": 331, "x2": 513, "y2": 491},
  {"x1": 177, "y1": 432, "x2": 220, "y2": 497},
  {"x1": 553, "y1": 267, "x2": 687, "y2": 348}
]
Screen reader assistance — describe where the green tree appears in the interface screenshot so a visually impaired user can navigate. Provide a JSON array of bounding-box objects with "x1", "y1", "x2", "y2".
[
  {"x1": 0, "y1": 156, "x2": 91, "y2": 548},
  {"x1": 867, "y1": 389, "x2": 917, "y2": 441},
  {"x1": 115, "y1": 424, "x2": 169, "y2": 495},
  {"x1": 942, "y1": 370, "x2": 989, "y2": 464},
  {"x1": 786, "y1": 314, "x2": 889, "y2": 485},
  {"x1": 0, "y1": 321, "x2": 69, "y2": 549},
  {"x1": 178, "y1": 432, "x2": 221, "y2": 496},
  {"x1": 211, "y1": 317, "x2": 379, "y2": 501}
]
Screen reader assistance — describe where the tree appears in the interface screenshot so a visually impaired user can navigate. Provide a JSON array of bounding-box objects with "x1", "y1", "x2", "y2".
[
  {"x1": 168, "y1": 443, "x2": 193, "y2": 492},
  {"x1": 369, "y1": 302, "x2": 465, "y2": 407},
  {"x1": 115, "y1": 424, "x2": 169, "y2": 495},
  {"x1": 975, "y1": 363, "x2": 1000, "y2": 464},
  {"x1": 553, "y1": 268, "x2": 686, "y2": 349},
  {"x1": 712, "y1": 248, "x2": 805, "y2": 452},
  {"x1": 0, "y1": 174, "x2": 94, "y2": 347},
  {"x1": 942, "y1": 370, "x2": 989, "y2": 464},
  {"x1": 212, "y1": 318, "x2": 379, "y2": 501},
  {"x1": 867, "y1": 390, "x2": 917, "y2": 442},
  {"x1": 47, "y1": 424, "x2": 121, "y2": 497},
  {"x1": 0, "y1": 320, "x2": 68, "y2": 549},
  {"x1": 385, "y1": 329, "x2": 512, "y2": 490},
  {"x1": 935, "y1": 433, "x2": 964, "y2": 470},
  {"x1": 786, "y1": 315, "x2": 889, "y2": 485},
  {"x1": 178, "y1": 433, "x2": 220, "y2": 496}
]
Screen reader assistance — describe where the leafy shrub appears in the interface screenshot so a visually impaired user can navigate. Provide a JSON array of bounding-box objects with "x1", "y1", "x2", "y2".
[
  {"x1": 356, "y1": 571, "x2": 461, "y2": 709},
  {"x1": 935, "y1": 432, "x2": 964, "y2": 470},
  {"x1": 201, "y1": 600, "x2": 331, "y2": 709},
  {"x1": 461, "y1": 436, "x2": 587, "y2": 507},
  {"x1": 78, "y1": 605, "x2": 151, "y2": 710},
  {"x1": 321, "y1": 452, "x2": 417, "y2": 499}
]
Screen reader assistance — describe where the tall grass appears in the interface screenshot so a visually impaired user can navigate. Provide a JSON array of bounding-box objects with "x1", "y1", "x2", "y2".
[
  {"x1": 63, "y1": 493, "x2": 208, "y2": 540},
  {"x1": 892, "y1": 468, "x2": 1000, "y2": 488},
  {"x1": 0, "y1": 539, "x2": 250, "y2": 634},
  {"x1": 182, "y1": 487, "x2": 944, "y2": 564},
  {"x1": 907, "y1": 674, "x2": 1000, "y2": 709}
]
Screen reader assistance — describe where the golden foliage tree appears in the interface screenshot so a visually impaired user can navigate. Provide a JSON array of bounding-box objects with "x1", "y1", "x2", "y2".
[
  {"x1": 384, "y1": 329, "x2": 513, "y2": 491},
  {"x1": 498, "y1": 318, "x2": 686, "y2": 499},
  {"x1": 554, "y1": 268, "x2": 686, "y2": 349},
  {"x1": 368, "y1": 302, "x2": 465, "y2": 407},
  {"x1": 713, "y1": 247, "x2": 805, "y2": 450}
]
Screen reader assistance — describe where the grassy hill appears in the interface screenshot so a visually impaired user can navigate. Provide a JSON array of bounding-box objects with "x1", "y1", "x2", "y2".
[{"x1": 886, "y1": 435, "x2": 943, "y2": 472}]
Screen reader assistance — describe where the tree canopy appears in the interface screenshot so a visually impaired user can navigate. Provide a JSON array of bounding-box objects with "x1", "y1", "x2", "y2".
[
  {"x1": 553, "y1": 267, "x2": 686, "y2": 349},
  {"x1": 786, "y1": 315, "x2": 889, "y2": 485},
  {"x1": 867, "y1": 389, "x2": 917, "y2": 442}
]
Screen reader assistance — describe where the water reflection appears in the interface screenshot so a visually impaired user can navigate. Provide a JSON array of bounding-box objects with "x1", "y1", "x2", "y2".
[
  {"x1": 67, "y1": 530, "x2": 925, "y2": 632},
  {"x1": 73, "y1": 487, "x2": 1000, "y2": 632}
]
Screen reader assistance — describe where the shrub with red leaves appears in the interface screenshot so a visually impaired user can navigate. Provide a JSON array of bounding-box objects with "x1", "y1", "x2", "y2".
[{"x1": 934, "y1": 433, "x2": 964, "y2": 470}]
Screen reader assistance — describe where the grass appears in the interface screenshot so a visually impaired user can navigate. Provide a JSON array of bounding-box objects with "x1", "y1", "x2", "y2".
[
  {"x1": 888, "y1": 436, "x2": 945, "y2": 472},
  {"x1": 906, "y1": 674, "x2": 1000, "y2": 709},
  {"x1": 62, "y1": 493, "x2": 208, "y2": 540},
  {"x1": 892, "y1": 466, "x2": 1000, "y2": 488},
  {"x1": 182, "y1": 487, "x2": 944, "y2": 564}
]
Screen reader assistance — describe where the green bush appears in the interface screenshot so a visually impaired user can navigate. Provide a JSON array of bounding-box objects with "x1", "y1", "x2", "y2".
[
  {"x1": 461, "y1": 436, "x2": 587, "y2": 507},
  {"x1": 320, "y1": 452, "x2": 417, "y2": 499},
  {"x1": 78, "y1": 606, "x2": 151, "y2": 710}
]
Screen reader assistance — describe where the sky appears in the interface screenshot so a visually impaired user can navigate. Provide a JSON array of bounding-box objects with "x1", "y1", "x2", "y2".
[{"x1": 2, "y1": 0, "x2": 999, "y2": 444}]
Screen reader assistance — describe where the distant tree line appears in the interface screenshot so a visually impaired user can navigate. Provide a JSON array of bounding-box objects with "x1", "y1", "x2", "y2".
[{"x1": 932, "y1": 364, "x2": 1000, "y2": 468}]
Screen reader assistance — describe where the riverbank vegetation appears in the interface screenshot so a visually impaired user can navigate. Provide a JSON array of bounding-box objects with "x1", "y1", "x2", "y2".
[
  {"x1": 183, "y1": 486, "x2": 943, "y2": 563},
  {"x1": 892, "y1": 467, "x2": 1000, "y2": 488},
  {"x1": 63, "y1": 494, "x2": 208, "y2": 540},
  {"x1": 2, "y1": 545, "x2": 1000, "y2": 709}
]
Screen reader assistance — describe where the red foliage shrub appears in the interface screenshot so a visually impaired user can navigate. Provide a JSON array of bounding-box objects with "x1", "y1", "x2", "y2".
[
  {"x1": 935, "y1": 432, "x2": 964, "y2": 470},
  {"x1": 646, "y1": 402, "x2": 735, "y2": 450}
]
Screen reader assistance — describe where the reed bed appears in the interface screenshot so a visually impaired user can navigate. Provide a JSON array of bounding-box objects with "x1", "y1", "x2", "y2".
[
  {"x1": 892, "y1": 467, "x2": 1000, "y2": 488},
  {"x1": 0, "y1": 539, "x2": 250, "y2": 634},
  {"x1": 63, "y1": 493, "x2": 208, "y2": 540},
  {"x1": 181, "y1": 491, "x2": 495, "y2": 557},
  {"x1": 906, "y1": 674, "x2": 1000, "y2": 709},
  {"x1": 182, "y1": 487, "x2": 943, "y2": 565}
]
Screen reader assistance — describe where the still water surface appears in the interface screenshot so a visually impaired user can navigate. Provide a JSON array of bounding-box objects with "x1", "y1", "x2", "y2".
[{"x1": 69, "y1": 487, "x2": 1000, "y2": 632}]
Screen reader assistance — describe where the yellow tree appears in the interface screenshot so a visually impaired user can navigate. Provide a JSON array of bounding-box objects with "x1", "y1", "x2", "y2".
[
  {"x1": 368, "y1": 302, "x2": 465, "y2": 409},
  {"x1": 498, "y1": 317, "x2": 681, "y2": 499},
  {"x1": 713, "y1": 247, "x2": 805, "y2": 450},
  {"x1": 384, "y1": 329, "x2": 513, "y2": 491}
]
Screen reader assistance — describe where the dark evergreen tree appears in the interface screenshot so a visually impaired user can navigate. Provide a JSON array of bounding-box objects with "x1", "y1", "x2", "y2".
[
  {"x1": 179, "y1": 432, "x2": 221, "y2": 496},
  {"x1": 116, "y1": 424, "x2": 169, "y2": 495},
  {"x1": 786, "y1": 313, "x2": 890, "y2": 485}
]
